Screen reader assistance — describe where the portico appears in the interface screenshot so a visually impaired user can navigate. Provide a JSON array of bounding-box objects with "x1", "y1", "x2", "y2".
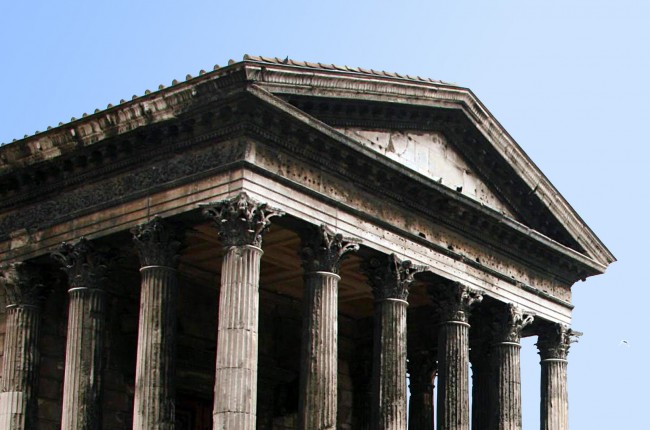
[{"x1": 0, "y1": 56, "x2": 613, "y2": 430}]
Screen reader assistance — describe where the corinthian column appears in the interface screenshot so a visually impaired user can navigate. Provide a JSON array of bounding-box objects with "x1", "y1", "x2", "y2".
[
  {"x1": 470, "y1": 333, "x2": 491, "y2": 430},
  {"x1": 490, "y1": 304, "x2": 534, "y2": 430},
  {"x1": 365, "y1": 254, "x2": 426, "y2": 430},
  {"x1": 407, "y1": 350, "x2": 436, "y2": 430},
  {"x1": 202, "y1": 192, "x2": 283, "y2": 430},
  {"x1": 537, "y1": 324, "x2": 577, "y2": 430},
  {"x1": 52, "y1": 239, "x2": 110, "y2": 430},
  {"x1": 0, "y1": 263, "x2": 44, "y2": 430},
  {"x1": 131, "y1": 217, "x2": 182, "y2": 429},
  {"x1": 298, "y1": 225, "x2": 359, "y2": 430},
  {"x1": 435, "y1": 283, "x2": 482, "y2": 430}
]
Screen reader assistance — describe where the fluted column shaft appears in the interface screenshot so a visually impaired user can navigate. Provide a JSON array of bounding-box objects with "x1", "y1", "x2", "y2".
[
  {"x1": 435, "y1": 284, "x2": 482, "y2": 430},
  {"x1": 298, "y1": 224, "x2": 359, "y2": 430},
  {"x1": 540, "y1": 359, "x2": 568, "y2": 430},
  {"x1": 408, "y1": 358, "x2": 435, "y2": 430},
  {"x1": 130, "y1": 216, "x2": 182, "y2": 430},
  {"x1": 213, "y1": 245, "x2": 263, "y2": 429},
  {"x1": 0, "y1": 263, "x2": 43, "y2": 430},
  {"x1": 438, "y1": 320, "x2": 471, "y2": 430},
  {"x1": 201, "y1": 192, "x2": 284, "y2": 430},
  {"x1": 61, "y1": 287, "x2": 107, "y2": 430},
  {"x1": 408, "y1": 382, "x2": 435, "y2": 430},
  {"x1": 372, "y1": 298, "x2": 408, "y2": 430},
  {"x1": 470, "y1": 345, "x2": 490, "y2": 430},
  {"x1": 53, "y1": 238, "x2": 111, "y2": 430},
  {"x1": 537, "y1": 324, "x2": 573, "y2": 430},
  {"x1": 133, "y1": 266, "x2": 178, "y2": 429},
  {"x1": 298, "y1": 272, "x2": 340, "y2": 430},
  {"x1": 365, "y1": 254, "x2": 425, "y2": 430},
  {"x1": 489, "y1": 304, "x2": 533, "y2": 430},
  {"x1": 0, "y1": 305, "x2": 41, "y2": 430},
  {"x1": 491, "y1": 342, "x2": 522, "y2": 430}
]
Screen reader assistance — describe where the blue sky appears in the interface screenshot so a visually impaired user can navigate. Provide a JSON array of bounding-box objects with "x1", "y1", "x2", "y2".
[{"x1": 1, "y1": 1, "x2": 647, "y2": 428}]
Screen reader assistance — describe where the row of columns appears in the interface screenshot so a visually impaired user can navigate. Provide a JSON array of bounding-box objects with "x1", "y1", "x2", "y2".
[{"x1": 0, "y1": 192, "x2": 576, "y2": 430}]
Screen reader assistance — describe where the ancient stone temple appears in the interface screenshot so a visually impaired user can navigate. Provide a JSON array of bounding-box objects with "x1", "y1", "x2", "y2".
[{"x1": 0, "y1": 56, "x2": 614, "y2": 430}]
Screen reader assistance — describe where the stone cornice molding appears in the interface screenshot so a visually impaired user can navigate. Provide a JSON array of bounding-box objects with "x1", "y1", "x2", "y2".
[
  {"x1": 0, "y1": 57, "x2": 613, "y2": 269},
  {"x1": 435, "y1": 283, "x2": 483, "y2": 323},
  {"x1": 131, "y1": 216, "x2": 182, "y2": 268},
  {"x1": 0, "y1": 262, "x2": 45, "y2": 307},
  {"x1": 364, "y1": 253, "x2": 427, "y2": 302},
  {"x1": 241, "y1": 58, "x2": 615, "y2": 268},
  {"x1": 537, "y1": 323, "x2": 580, "y2": 360},
  {"x1": 300, "y1": 224, "x2": 360, "y2": 274},
  {"x1": 492, "y1": 303, "x2": 535, "y2": 344},
  {"x1": 51, "y1": 237, "x2": 110, "y2": 291},
  {"x1": 201, "y1": 192, "x2": 284, "y2": 247}
]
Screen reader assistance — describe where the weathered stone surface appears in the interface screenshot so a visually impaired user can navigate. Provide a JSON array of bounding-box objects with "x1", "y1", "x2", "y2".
[
  {"x1": 365, "y1": 254, "x2": 426, "y2": 430},
  {"x1": 0, "y1": 263, "x2": 44, "y2": 430},
  {"x1": 489, "y1": 304, "x2": 534, "y2": 430},
  {"x1": 52, "y1": 238, "x2": 110, "y2": 430},
  {"x1": 537, "y1": 324, "x2": 578, "y2": 430},
  {"x1": 407, "y1": 350, "x2": 436, "y2": 430},
  {"x1": 202, "y1": 191, "x2": 284, "y2": 248},
  {"x1": 131, "y1": 217, "x2": 181, "y2": 430},
  {"x1": 435, "y1": 283, "x2": 482, "y2": 430},
  {"x1": 205, "y1": 193, "x2": 283, "y2": 430},
  {"x1": 298, "y1": 225, "x2": 359, "y2": 430}
]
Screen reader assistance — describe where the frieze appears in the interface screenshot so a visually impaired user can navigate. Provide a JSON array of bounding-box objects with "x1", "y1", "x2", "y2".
[
  {"x1": 0, "y1": 140, "x2": 247, "y2": 239},
  {"x1": 300, "y1": 224, "x2": 360, "y2": 274}
]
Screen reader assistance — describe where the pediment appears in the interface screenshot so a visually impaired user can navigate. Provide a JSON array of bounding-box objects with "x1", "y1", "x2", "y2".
[{"x1": 335, "y1": 127, "x2": 518, "y2": 219}]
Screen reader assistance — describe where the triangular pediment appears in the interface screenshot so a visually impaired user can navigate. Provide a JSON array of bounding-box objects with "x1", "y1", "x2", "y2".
[{"x1": 335, "y1": 127, "x2": 518, "y2": 219}]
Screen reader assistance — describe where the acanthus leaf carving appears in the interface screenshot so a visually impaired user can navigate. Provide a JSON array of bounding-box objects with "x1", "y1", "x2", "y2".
[
  {"x1": 493, "y1": 303, "x2": 535, "y2": 343},
  {"x1": 364, "y1": 253, "x2": 427, "y2": 301},
  {"x1": 51, "y1": 237, "x2": 110, "y2": 290},
  {"x1": 537, "y1": 323, "x2": 580, "y2": 360},
  {"x1": 201, "y1": 192, "x2": 284, "y2": 247},
  {"x1": 301, "y1": 224, "x2": 360, "y2": 274},
  {"x1": 0, "y1": 262, "x2": 45, "y2": 307},
  {"x1": 435, "y1": 282, "x2": 483, "y2": 323},
  {"x1": 131, "y1": 216, "x2": 182, "y2": 268}
]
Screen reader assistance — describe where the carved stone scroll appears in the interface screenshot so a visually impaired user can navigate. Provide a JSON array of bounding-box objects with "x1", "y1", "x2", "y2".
[
  {"x1": 364, "y1": 254, "x2": 426, "y2": 302},
  {"x1": 201, "y1": 192, "x2": 284, "y2": 247}
]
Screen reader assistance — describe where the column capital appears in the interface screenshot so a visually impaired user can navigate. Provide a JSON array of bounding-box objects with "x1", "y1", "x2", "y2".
[
  {"x1": 52, "y1": 238, "x2": 110, "y2": 290},
  {"x1": 301, "y1": 224, "x2": 360, "y2": 274},
  {"x1": 131, "y1": 216, "x2": 182, "y2": 268},
  {"x1": 0, "y1": 262, "x2": 45, "y2": 307},
  {"x1": 408, "y1": 350, "x2": 437, "y2": 393},
  {"x1": 492, "y1": 303, "x2": 534, "y2": 343},
  {"x1": 364, "y1": 254, "x2": 427, "y2": 301},
  {"x1": 537, "y1": 323, "x2": 580, "y2": 360},
  {"x1": 435, "y1": 283, "x2": 483, "y2": 323},
  {"x1": 201, "y1": 192, "x2": 284, "y2": 247}
]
